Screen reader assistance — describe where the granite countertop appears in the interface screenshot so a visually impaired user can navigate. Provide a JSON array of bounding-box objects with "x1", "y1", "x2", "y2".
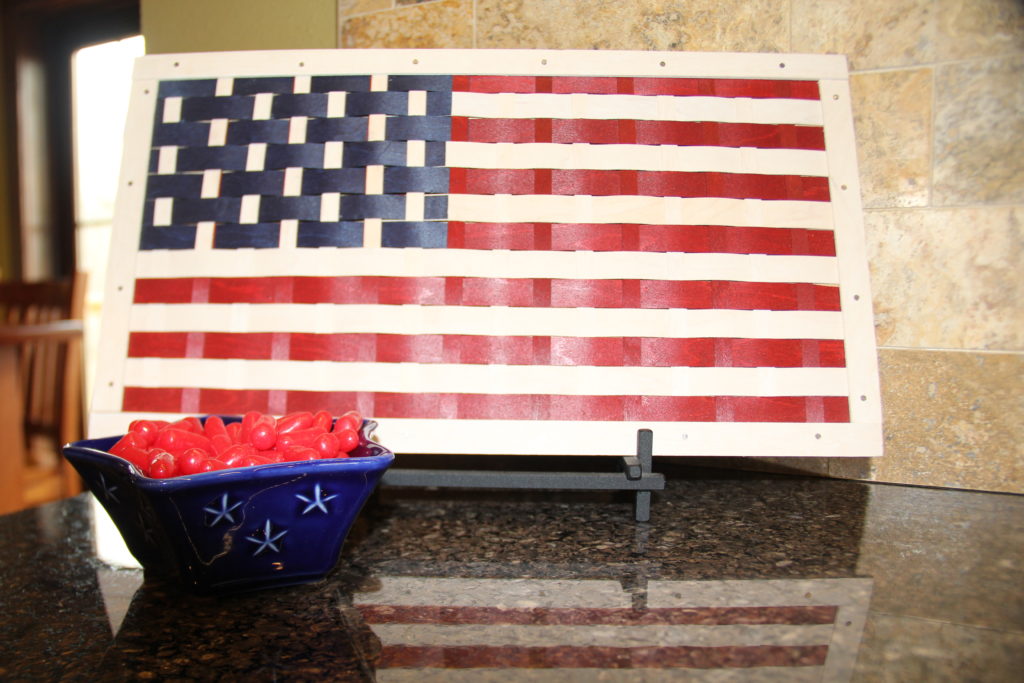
[{"x1": 1, "y1": 463, "x2": 1021, "y2": 681}]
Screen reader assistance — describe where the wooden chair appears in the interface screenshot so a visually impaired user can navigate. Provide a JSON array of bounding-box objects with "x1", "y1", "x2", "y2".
[{"x1": 0, "y1": 273, "x2": 86, "y2": 514}]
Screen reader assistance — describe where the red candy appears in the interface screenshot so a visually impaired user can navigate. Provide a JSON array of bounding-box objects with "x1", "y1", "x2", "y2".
[
  {"x1": 128, "y1": 420, "x2": 163, "y2": 447},
  {"x1": 204, "y1": 415, "x2": 229, "y2": 440},
  {"x1": 110, "y1": 432, "x2": 146, "y2": 456},
  {"x1": 334, "y1": 428, "x2": 359, "y2": 453},
  {"x1": 199, "y1": 458, "x2": 229, "y2": 472},
  {"x1": 170, "y1": 416, "x2": 203, "y2": 433},
  {"x1": 276, "y1": 427, "x2": 321, "y2": 450},
  {"x1": 221, "y1": 443, "x2": 256, "y2": 467},
  {"x1": 258, "y1": 449, "x2": 286, "y2": 464},
  {"x1": 276, "y1": 411, "x2": 313, "y2": 434},
  {"x1": 111, "y1": 409, "x2": 366, "y2": 479},
  {"x1": 210, "y1": 433, "x2": 233, "y2": 456},
  {"x1": 148, "y1": 450, "x2": 179, "y2": 479},
  {"x1": 225, "y1": 421, "x2": 243, "y2": 443},
  {"x1": 178, "y1": 448, "x2": 209, "y2": 475},
  {"x1": 156, "y1": 427, "x2": 213, "y2": 456},
  {"x1": 314, "y1": 432, "x2": 340, "y2": 459},
  {"x1": 249, "y1": 415, "x2": 278, "y2": 451},
  {"x1": 240, "y1": 410, "x2": 261, "y2": 443},
  {"x1": 333, "y1": 410, "x2": 362, "y2": 434},
  {"x1": 116, "y1": 444, "x2": 153, "y2": 472},
  {"x1": 282, "y1": 446, "x2": 320, "y2": 462},
  {"x1": 313, "y1": 410, "x2": 334, "y2": 433}
]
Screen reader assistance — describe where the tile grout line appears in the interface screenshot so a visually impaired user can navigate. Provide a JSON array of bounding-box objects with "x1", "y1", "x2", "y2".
[
  {"x1": 849, "y1": 50, "x2": 1024, "y2": 76},
  {"x1": 866, "y1": 609, "x2": 1024, "y2": 636},
  {"x1": 929, "y1": 55, "x2": 936, "y2": 208},
  {"x1": 877, "y1": 346, "x2": 1024, "y2": 356},
  {"x1": 340, "y1": 0, "x2": 401, "y2": 21},
  {"x1": 863, "y1": 203, "x2": 1024, "y2": 211},
  {"x1": 787, "y1": 0, "x2": 794, "y2": 56},
  {"x1": 472, "y1": 0, "x2": 478, "y2": 48}
]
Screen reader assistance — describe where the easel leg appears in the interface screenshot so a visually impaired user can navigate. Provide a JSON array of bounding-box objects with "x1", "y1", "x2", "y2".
[
  {"x1": 634, "y1": 428, "x2": 654, "y2": 522},
  {"x1": 635, "y1": 490, "x2": 652, "y2": 522}
]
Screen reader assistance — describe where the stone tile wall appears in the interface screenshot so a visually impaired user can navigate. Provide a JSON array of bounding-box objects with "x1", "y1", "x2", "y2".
[{"x1": 338, "y1": 0, "x2": 1024, "y2": 492}]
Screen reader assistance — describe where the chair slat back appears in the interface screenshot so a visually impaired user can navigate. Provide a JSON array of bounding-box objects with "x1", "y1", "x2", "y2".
[{"x1": 0, "y1": 275, "x2": 85, "y2": 451}]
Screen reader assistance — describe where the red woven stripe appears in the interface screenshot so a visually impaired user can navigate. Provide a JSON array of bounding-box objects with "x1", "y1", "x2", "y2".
[
  {"x1": 128, "y1": 332, "x2": 846, "y2": 368},
  {"x1": 452, "y1": 118, "x2": 826, "y2": 150},
  {"x1": 122, "y1": 388, "x2": 851, "y2": 423},
  {"x1": 133, "y1": 276, "x2": 841, "y2": 311},
  {"x1": 357, "y1": 604, "x2": 839, "y2": 626},
  {"x1": 457, "y1": 169, "x2": 830, "y2": 201},
  {"x1": 634, "y1": 77, "x2": 821, "y2": 100},
  {"x1": 128, "y1": 332, "x2": 188, "y2": 358},
  {"x1": 131, "y1": 277, "x2": 198, "y2": 304},
  {"x1": 379, "y1": 644, "x2": 829, "y2": 669},
  {"x1": 122, "y1": 386, "x2": 183, "y2": 413},
  {"x1": 445, "y1": 223, "x2": 836, "y2": 256},
  {"x1": 454, "y1": 75, "x2": 820, "y2": 100}
]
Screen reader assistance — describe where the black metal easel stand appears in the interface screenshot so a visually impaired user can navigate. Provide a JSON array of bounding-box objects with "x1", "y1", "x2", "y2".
[{"x1": 380, "y1": 429, "x2": 665, "y2": 521}]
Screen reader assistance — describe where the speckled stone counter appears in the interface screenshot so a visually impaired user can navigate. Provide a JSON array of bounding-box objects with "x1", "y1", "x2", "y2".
[{"x1": 1, "y1": 465, "x2": 1022, "y2": 681}]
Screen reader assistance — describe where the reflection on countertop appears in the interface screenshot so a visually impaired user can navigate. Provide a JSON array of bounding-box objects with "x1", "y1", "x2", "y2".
[{"x1": 1, "y1": 465, "x2": 1021, "y2": 681}]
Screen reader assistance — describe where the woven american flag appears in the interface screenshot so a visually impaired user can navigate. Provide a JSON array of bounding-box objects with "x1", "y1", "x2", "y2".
[{"x1": 90, "y1": 51, "x2": 881, "y2": 457}]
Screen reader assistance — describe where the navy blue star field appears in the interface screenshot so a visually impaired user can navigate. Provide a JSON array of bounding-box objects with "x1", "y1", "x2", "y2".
[{"x1": 143, "y1": 75, "x2": 453, "y2": 252}]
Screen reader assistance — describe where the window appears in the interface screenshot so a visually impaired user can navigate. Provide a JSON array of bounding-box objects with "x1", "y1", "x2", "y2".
[{"x1": 71, "y1": 34, "x2": 144, "y2": 398}]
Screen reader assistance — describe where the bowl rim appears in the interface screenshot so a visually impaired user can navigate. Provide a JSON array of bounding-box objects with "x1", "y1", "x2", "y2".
[{"x1": 63, "y1": 417, "x2": 394, "y2": 492}]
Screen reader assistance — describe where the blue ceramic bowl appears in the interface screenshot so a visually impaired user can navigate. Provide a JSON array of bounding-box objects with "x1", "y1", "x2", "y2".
[{"x1": 62, "y1": 418, "x2": 393, "y2": 594}]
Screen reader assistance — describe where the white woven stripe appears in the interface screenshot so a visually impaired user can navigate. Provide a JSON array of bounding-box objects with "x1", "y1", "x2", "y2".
[
  {"x1": 126, "y1": 304, "x2": 844, "y2": 340},
  {"x1": 452, "y1": 91, "x2": 823, "y2": 125},
  {"x1": 121, "y1": 359, "x2": 850, "y2": 397},
  {"x1": 448, "y1": 195, "x2": 834, "y2": 229},
  {"x1": 445, "y1": 142, "x2": 828, "y2": 176},
  {"x1": 132, "y1": 247, "x2": 839, "y2": 284}
]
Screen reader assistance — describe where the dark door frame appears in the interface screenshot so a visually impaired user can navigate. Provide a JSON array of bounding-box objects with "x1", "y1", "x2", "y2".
[{"x1": 1, "y1": 0, "x2": 139, "y2": 280}]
